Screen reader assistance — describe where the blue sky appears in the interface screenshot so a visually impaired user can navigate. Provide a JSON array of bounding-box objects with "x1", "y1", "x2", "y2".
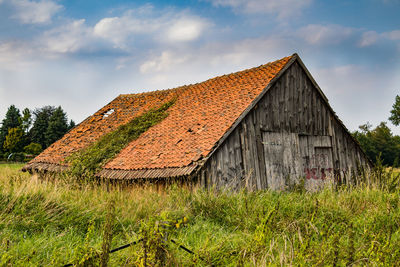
[{"x1": 0, "y1": 0, "x2": 399, "y2": 134}]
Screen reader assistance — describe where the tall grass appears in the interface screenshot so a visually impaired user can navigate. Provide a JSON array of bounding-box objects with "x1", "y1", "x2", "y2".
[{"x1": 0, "y1": 164, "x2": 400, "y2": 266}]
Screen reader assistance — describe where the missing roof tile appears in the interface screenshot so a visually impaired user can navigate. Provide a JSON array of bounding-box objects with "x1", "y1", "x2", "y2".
[{"x1": 103, "y1": 109, "x2": 115, "y2": 119}]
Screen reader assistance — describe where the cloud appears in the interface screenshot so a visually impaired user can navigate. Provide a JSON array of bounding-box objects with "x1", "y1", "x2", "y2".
[
  {"x1": 140, "y1": 51, "x2": 189, "y2": 73},
  {"x1": 314, "y1": 64, "x2": 399, "y2": 133},
  {"x1": 0, "y1": 41, "x2": 35, "y2": 70},
  {"x1": 297, "y1": 24, "x2": 354, "y2": 45},
  {"x1": 359, "y1": 31, "x2": 379, "y2": 47},
  {"x1": 93, "y1": 16, "x2": 160, "y2": 48},
  {"x1": 138, "y1": 36, "x2": 291, "y2": 77},
  {"x1": 166, "y1": 18, "x2": 209, "y2": 42},
  {"x1": 93, "y1": 9, "x2": 210, "y2": 48},
  {"x1": 208, "y1": 0, "x2": 312, "y2": 19},
  {"x1": 41, "y1": 19, "x2": 92, "y2": 53},
  {"x1": 10, "y1": 0, "x2": 62, "y2": 24},
  {"x1": 384, "y1": 30, "x2": 400, "y2": 40},
  {"x1": 357, "y1": 29, "x2": 400, "y2": 47}
]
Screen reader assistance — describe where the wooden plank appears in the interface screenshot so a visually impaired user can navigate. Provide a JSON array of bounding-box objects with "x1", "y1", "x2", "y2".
[
  {"x1": 247, "y1": 112, "x2": 262, "y2": 190},
  {"x1": 233, "y1": 129, "x2": 244, "y2": 189},
  {"x1": 273, "y1": 82, "x2": 279, "y2": 130},
  {"x1": 254, "y1": 110, "x2": 268, "y2": 189},
  {"x1": 239, "y1": 123, "x2": 250, "y2": 188},
  {"x1": 295, "y1": 63, "x2": 302, "y2": 133},
  {"x1": 285, "y1": 70, "x2": 291, "y2": 131},
  {"x1": 263, "y1": 132, "x2": 283, "y2": 190}
]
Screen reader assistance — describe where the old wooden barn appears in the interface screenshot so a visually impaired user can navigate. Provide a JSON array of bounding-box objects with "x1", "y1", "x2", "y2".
[{"x1": 23, "y1": 54, "x2": 372, "y2": 190}]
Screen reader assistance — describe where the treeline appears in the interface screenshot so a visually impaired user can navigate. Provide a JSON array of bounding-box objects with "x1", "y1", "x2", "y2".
[
  {"x1": 0, "y1": 105, "x2": 75, "y2": 161},
  {"x1": 352, "y1": 95, "x2": 400, "y2": 166},
  {"x1": 352, "y1": 122, "x2": 400, "y2": 166}
]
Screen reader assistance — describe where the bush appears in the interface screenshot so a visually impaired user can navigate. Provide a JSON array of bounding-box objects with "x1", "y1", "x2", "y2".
[{"x1": 24, "y1": 142, "x2": 42, "y2": 155}]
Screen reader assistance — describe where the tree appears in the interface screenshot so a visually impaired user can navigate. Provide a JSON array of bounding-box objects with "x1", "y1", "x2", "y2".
[
  {"x1": 353, "y1": 122, "x2": 400, "y2": 165},
  {"x1": 45, "y1": 106, "x2": 68, "y2": 147},
  {"x1": 21, "y1": 108, "x2": 32, "y2": 134},
  {"x1": 389, "y1": 95, "x2": 400, "y2": 126},
  {"x1": 24, "y1": 142, "x2": 42, "y2": 155},
  {"x1": 0, "y1": 105, "x2": 21, "y2": 153},
  {"x1": 30, "y1": 106, "x2": 56, "y2": 148},
  {"x1": 68, "y1": 119, "x2": 76, "y2": 130},
  {"x1": 3, "y1": 127, "x2": 24, "y2": 153}
]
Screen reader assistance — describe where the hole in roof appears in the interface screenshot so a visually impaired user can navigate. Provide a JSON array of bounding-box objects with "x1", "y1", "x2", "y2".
[{"x1": 103, "y1": 109, "x2": 115, "y2": 119}]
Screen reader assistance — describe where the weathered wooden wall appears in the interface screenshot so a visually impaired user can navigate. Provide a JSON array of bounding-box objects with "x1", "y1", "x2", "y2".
[{"x1": 195, "y1": 60, "x2": 371, "y2": 190}]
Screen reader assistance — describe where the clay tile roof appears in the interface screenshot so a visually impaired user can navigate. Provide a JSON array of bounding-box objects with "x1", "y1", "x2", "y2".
[{"x1": 26, "y1": 55, "x2": 294, "y2": 177}]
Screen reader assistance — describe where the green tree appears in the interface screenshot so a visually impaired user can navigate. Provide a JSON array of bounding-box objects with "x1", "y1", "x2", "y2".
[
  {"x1": 30, "y1": 106, "x2": 55, "y2": 148},
  {"x1": 24, "y1": 142, "x2": 42, "y2": 155},
  {"x1": 389, "y1": 95, "x2": 400, "y2": 126},
  {"x1": 4, "y1": 127, "x2": 24, "y2": 153},
  {"x1": 353, "y1": 122, "x2": 400, "y2": 165},
  {"x1": 0, "y1": 105, "x2": 21, "y2": 153},
  {"x1": 68, "y1": 119, "x2": 76, "y2": 130},
  {"x1": 45, "y1": 106, "x2": 68, "y2": 147}
]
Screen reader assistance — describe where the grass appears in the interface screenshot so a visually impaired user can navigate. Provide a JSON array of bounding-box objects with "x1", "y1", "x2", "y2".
[
  {"x1": 0, "y1": 164, "x2": 400, "y2": 266},
  {"x1": 0, "y1": 163, "x2": 24, "y2": 171}
]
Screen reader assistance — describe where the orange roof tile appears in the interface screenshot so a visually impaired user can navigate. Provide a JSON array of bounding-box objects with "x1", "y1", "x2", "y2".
[{"x1": 28, "y1": 55, "x2": 294, "y2": 173}]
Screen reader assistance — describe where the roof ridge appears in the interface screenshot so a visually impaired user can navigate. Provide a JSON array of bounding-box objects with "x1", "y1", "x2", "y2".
[{"x1": 119, "y1": 54, "x2": 294, "y2": 98}]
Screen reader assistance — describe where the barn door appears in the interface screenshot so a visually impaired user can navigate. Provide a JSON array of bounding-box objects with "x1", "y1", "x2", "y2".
[
  {"x1": 299, "y1": 135, "x2": 334, "y2": 183},
  {"x1": 262, "y1": 132, "x2": 302, "y2": 190}
]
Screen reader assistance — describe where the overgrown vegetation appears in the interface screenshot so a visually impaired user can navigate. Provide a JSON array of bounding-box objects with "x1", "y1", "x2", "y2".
[
  {"x1": 1, "y1": 164, "x2": 400, "y2": 266},
  {"x1": 66, "y1": 100, "x2": 175, "y2": 179}
]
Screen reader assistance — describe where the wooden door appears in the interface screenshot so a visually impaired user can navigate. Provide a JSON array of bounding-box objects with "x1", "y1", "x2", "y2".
[
  {"x1": 299, "y1": 135, "x2": 334, "y2": 182},
  {"x1": 262, "y1": 132, "x2": 302, "y2": 190}
]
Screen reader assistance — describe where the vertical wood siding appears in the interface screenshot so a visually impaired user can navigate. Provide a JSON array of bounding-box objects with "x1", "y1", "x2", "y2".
[{"x1": 196, "y1": 60, "x2": 371, "y2": 190}]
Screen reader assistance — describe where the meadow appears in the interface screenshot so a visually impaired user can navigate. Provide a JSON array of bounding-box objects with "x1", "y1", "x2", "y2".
[{"x1": 0, "y1": 164, "x2": 400, "y2": 266}]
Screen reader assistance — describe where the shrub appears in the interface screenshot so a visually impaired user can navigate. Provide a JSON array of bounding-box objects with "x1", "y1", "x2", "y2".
[{"x1": 24, "y1": 143, "x2": 43, "y2": 155}]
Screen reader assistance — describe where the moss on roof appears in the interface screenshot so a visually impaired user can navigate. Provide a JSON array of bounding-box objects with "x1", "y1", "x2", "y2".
[{"x1": 66, "y1": 99, "x2": 176, "y2": 179}]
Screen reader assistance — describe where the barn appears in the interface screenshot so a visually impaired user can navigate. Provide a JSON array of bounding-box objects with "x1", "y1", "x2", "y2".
[{"x1": 23, "y1": 54, "x2": 372, "y2": 190}]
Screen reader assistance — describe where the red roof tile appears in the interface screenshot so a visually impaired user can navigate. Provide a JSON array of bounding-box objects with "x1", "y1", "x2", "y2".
[{"x1": 28, "y1": 55, "x2": 294, "y2": 173}]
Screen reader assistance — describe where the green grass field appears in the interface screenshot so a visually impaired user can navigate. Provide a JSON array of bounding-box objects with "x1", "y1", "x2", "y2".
[
  {"x1": 0, "y1": 163, "x2": 24, "y2": 170},
  {"x1": 0, "y1": 164, "x2": 400, "y2": 266}
]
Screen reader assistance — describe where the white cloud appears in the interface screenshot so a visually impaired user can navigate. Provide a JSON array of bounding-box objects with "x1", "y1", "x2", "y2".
[
  {"x1": 358, "y1": 29, "x2": 400, "y2": 47},
  {"x1": 166, "y1": 18, "x2": 209, "y2": 42},
  {"x1": 209, "y1": 0, "x2": 312, "y2": 19},
  {"x1": 384, "y1": 30, "x2": 400, "y2": 40},
  {"x1": 93, "y1": 10, "x2": 210, "y2": 48},
  {"x1": 0, "y1": 41, "x2": 34, "y2": 70},
  {"x1": 93, "y1": 16, "x2": 160, "y2": 48},
  {"x1": 11, "y1": 0, "x2": 62, "y2": 24},
  {"x1": 298, "y1": 24, "x2": 354, "y2": 45},
  {"x1": 359, "y1": 31, "x2": 379, "y2": 47},
  {"x1": 314, "y1": 64, "x2": 399, "y2": 133},
  {"x1": 138, "y1": 36, "x2": 291, "y2": 77},
  {"x1": 41, "y1": 19, "x2": 91, "y2": 53},
  {"x1": 140, "y1": 51, "x2": 189, "y2": 73}
]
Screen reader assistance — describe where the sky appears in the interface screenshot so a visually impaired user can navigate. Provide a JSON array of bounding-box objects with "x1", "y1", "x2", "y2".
[{"x1": 0, "y1": 0, "x2": 399, "y2": 134}]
